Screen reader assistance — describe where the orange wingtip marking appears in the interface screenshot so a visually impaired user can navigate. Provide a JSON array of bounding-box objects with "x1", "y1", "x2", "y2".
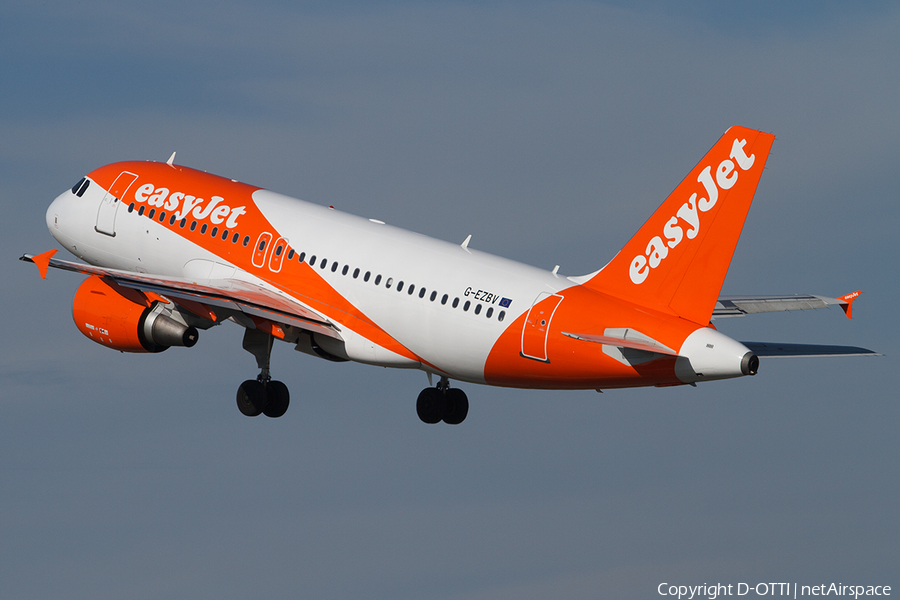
[
  {"x1": 837, "y1": 290, "x2": 862, "y2": 319},
  {"x1": 31, "y1": 249, "x2": 58, "y2": 279}
]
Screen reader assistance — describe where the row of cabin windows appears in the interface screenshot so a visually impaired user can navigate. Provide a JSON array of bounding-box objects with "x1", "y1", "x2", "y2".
[
  {"x1": 262, "y1": 242, "x2": 508, "y2": 322},
  {"x1": 128, "y1": 202, "x2": 252, "y2": 246},
  {"x1": 129, "y1": 201, "x2": 506, "y2": 322}
]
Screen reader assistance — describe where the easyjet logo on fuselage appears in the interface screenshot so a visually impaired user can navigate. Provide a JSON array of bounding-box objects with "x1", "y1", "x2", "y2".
[
  {"x1": 132, "y1": 183, "x2": 247, "y2": 228},
  {"x1": 629, "y1": 138, "x2": 756, "y2": 285}
]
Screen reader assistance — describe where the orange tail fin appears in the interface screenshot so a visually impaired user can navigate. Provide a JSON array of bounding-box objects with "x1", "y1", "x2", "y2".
[{"x1": 583, "y1": 126, "x2": 775, "y2": 325}]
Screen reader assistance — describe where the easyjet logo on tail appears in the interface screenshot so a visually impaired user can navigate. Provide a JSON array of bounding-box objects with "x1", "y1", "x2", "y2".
[
  {"x1": 629, "y1": 138, "x2": 756, "y2": 285},
  {"x1": 133, "y1": 183, "x2": 247, "y2": 228}
]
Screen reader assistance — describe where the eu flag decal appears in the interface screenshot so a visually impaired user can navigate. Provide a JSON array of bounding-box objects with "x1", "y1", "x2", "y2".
[{"x1": 499, "y1": 297, "x2": 512, "y2": 308}]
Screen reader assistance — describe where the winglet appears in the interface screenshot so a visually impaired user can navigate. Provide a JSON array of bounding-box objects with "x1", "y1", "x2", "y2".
[
  {"x1": 837, "y1": 290, "x2": 861, "y2": 319},
  {"x1": 25, "y1": 249, "x2": 58, "y2": 279}
]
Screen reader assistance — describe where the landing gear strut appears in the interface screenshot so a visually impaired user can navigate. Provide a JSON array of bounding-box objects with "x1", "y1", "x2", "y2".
[
  {"x1": 237, "y1": 329, "x2": 290, "y2": 418},
  {"x1": 416, "y1": 376, "x2": 468, "y2": 425}
]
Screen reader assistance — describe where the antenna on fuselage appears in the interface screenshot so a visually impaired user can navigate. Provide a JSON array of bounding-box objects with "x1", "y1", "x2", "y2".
[
  {"x1": 461, "y1": 234, "x2": 472, "y2": 249},
  {"x1": 166, "y1": 152, "x2": 176, "y2": 166}
]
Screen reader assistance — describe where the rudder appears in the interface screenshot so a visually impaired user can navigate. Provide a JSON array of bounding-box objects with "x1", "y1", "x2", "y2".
[{"x1": 583, "y1": 126, "x2": 775, "y2": 325}]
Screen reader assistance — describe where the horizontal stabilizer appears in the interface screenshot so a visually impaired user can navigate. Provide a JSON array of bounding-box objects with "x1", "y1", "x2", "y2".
[
  {"x1": 561, "y1": 331, "x2": 678, "y2": 356},
  {"x1": 713, "y1": 292, "x2": 861, "y2": 319},
  {"x1": 742, "y1": 341, "x2": 881, "y2": 357}
]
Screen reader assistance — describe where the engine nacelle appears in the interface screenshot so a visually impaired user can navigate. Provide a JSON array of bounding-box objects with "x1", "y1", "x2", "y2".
[{"x1": 72, "y1": 275, "x2": 198, "y2": 353}]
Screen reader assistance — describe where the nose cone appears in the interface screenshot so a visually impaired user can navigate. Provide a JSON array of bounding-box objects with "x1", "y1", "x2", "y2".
[{"x1": 46, "y1": 189, "x2": 71, "y2": 245}]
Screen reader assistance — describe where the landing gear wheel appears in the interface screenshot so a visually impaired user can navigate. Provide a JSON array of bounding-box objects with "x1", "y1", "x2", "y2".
[
  {"x1": 237, "y1": 379, "x2": 267, "y2": 417},
  {"x1": 442, "y1": 388, "x2": 469, "y2": 425},
  {"x1": 416, "y1": 387, "x2": 446, "y2": 424},
  {"x1": 263, "y1": 380, "x2": 290, "y2": 418}
]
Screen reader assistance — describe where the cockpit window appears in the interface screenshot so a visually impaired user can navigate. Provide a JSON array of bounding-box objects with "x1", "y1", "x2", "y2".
[{"x1": 71, "y1": 177, "x2": 90, "y2": 197}]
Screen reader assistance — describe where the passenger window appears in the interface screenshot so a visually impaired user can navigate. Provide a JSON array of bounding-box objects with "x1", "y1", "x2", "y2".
[
  {"x1": 397, "y1": 281, "x2": 404, "y2": 292},
  {"x1": 148, "y1": 209, "x2": 156, "y2": 219},
  {"x1": 298, "y1": 252, "x2": 305, "y2": 262},
  {"x1": 474, "y1": 304, "x2": 482, "y2": 315},
  {"x1": 419, "y1": 288, "x2": 426, "y2": 299},
  {"x1": 320, "y1": 258, "x2": 327, "y2": 269},
  {"x1": 331, "y1": 262, "x2": 338, "y2": 272},
  {"x1": 242, "y1": 235, "x2": 249, "y2": 246},
  {"x1": 486, "y1": 307, "x2": 493, "y2": 318},
  {"x1": 128, "y1": 203, "x2": 135, "y2": 213},
  {"x1": 200, "y1": 223, "x2": 207, "y2": 234},
  {"x1": 342, "y1": 265, "x2": 349, "y2": 276},
  {"x1": 429, "y1": 291, "x2": 436, "y2": 301},
  {"x1": 463, "y1": 301, "x2": 470, "y2": 312},
  {"x1": 364, "y1": 271, "x2": 371, "y2": 282},
  {"x1": 232, "y1": 232, "x2": 239, "y2": 243},
  {"x1": 222, "y1": 229, "x2": 229, "y2": 240},
  {"x1": 452, "y1": 298, "x2": 459, "y2": 308},
  {"x1": 288, "y1": 249, "x2": 295, "y2": 260},
  {"x1": 408, "y1": 285, "x2": 415, "y2": 296},
  {"x1": 498, "y1": 311, "x2": 506, "y2": 322},
  {"x1": 138, "y1": 206, "x2": 145, "y2": 216},
  {"x1": 169, "y1": 215, "x2": 177, "y2": 225},
  {"x1": 191, "y1": 221, "x2": 197, "y2": 231},
  {"x1": 181, "y1": 219, "x2": 188, "y2": 229},
  {"x1": 441, "y1": 294, "x2": 448, "y2": 305},
  {"x1": 159, "y1": 211, "x2": 166, "y2": 222},
  {"x1": 353, "y1": 268, "x2": 359, "y2": 279},
  {"x1": 211, "y1": 226, "x2": 218, "y2": 237},
  {"x1": 310, "y1": 255, "x2": 317, "y2": 265},
  {"x1": 385, "y1": 277, "x2": 392, "y2": 289},
  {"x1": 374, "y1": 274, "x2": 381, "y2": 285}
]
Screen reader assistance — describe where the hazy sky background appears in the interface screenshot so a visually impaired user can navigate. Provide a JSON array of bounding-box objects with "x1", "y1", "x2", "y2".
[{"x1": 1, "y1": 2, "x2": 897, "y2": 598}]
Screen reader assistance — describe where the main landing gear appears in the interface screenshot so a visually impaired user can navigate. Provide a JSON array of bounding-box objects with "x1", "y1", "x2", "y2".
[
  {"x1": 237, "y1": 329, "x2": 290, "y2": 418},
  {"x1": 417, "y1": 376, "x2": 469, "y2": 425}
]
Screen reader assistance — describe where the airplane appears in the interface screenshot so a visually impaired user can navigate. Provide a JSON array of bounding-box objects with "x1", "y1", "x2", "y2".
[{"x1": 22, "y1": 126, "x2": 878, "y2": 424}]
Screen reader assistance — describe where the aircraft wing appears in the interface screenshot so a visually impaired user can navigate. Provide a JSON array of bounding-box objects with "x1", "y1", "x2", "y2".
[
  {"x1": 713, "y1": 291, "x2": 860, "y2": 319},
  {"x1": 21, "y1": 251, "x2": 341, "y2": 340},
  {"x1": 742, "y1": 341, "x2": 881, "y2": 357}
]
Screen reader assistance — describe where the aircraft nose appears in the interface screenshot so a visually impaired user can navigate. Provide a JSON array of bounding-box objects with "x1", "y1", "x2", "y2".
[{"x1": 46, "y1": 189, "x2": 71, "y2": 243}]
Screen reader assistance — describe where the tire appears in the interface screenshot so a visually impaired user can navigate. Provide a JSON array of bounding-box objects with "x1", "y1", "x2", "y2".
[
  {"x1": 416, "y1": 388, "x2": 446, "y2": 424},
  {"x1": 442, "y1": 388, "x2": 469, "y2": 425},
  {"x1": 237, "y1": 380, "x2": 266, "y2": 417},
  {"x1": 263, "y1": 380, "x2": 290, "y2": 418}
]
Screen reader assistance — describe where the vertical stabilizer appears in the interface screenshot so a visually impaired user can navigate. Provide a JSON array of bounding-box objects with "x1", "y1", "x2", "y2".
[{"x1": 583, "y1": 127, "x2": 775, "y2": 325}]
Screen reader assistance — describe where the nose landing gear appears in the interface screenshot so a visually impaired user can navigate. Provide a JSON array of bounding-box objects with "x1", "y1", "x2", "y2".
[
  {"x1": 416, "y1": 376, "x2": 468, "y2": 425},
  {"x1": 237, "y1": 329, "x2": 290, "y2": 418}
]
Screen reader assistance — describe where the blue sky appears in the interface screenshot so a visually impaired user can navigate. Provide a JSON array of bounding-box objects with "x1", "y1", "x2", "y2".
[{"x1": 1, "y1": 2, "x2": 897, "y2": 598}]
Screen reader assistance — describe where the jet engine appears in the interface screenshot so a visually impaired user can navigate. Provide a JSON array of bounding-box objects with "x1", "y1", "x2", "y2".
[{"x1": 72, "y1": 275, "x2": 198, "y2": 353}]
